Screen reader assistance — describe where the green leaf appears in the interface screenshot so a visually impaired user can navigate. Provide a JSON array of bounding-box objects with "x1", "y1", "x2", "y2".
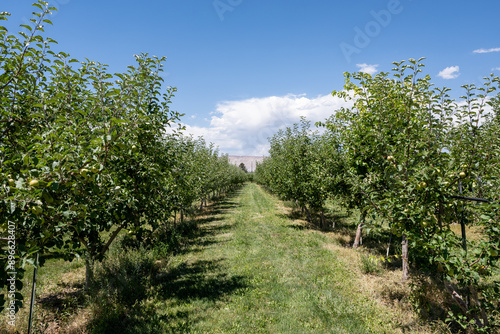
[{"x1": 20, "y1": 24, "x2": 32, "y2": 31}]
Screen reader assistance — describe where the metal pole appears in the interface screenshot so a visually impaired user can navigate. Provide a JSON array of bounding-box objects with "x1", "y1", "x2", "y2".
[
  {"x1": 27, "y1": 253, "x2": 39, "y2": 334},
  {"x1": 458, "y1": 181, "x2": 469, "y2": 309},
  {"x1": 386, "y1": 231, "x2": 393, "y2": 259},
  {"x1": 450, "y1": 195, "x2": 489, "y2": 203},
  {"x1": 458, "y1": 181, "x2": 467, "y2": 253}
]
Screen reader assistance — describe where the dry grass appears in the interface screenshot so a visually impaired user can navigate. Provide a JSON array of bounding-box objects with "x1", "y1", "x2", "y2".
[
  {"x1": 449, "y1": 223, "x2": 484, "y2": 241},
  {"x1": 283, "y1": 200, "x2": 500, "y2": 333},
  {"x1": 0, "y1": 258, "x2": 92, "y2": 334},
  {"x1": 278, "y1": 203, "x2": 437, "y2": 334},
  {"x1": 324, "y1": 233, "x2": 434, "y2": 333}
]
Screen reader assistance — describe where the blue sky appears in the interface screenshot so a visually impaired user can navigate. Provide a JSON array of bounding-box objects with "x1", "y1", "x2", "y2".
[{"x1": 3, "y1": 0, "x2": 500, "y2": 155}]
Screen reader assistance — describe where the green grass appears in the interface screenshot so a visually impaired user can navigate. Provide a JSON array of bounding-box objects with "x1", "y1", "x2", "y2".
[
  {"x1": 4, "y1": 183, "x2": 403, "y2": 333},
  {"x1": 89, "y1": 183, "x2": 393, "y2": 333},
  {"x1": 187, "y1": 183, "x2": 381, "y2": 334}
]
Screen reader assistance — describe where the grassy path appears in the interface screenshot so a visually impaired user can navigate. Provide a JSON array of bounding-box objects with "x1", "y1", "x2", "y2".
[{"x1": 157, "y1": 183, "x2": 390, "y2": 333}]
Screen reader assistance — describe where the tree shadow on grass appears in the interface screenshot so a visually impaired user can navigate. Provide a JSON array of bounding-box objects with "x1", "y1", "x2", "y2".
[
  {"x1": 280, "y1": 206, "x2": 404, "y2": 270},
  {"x1": 178, "y1": 222, "x2": 233, "y2": 255},
  {"x1": 37, "y1": 284, "x2": 85, "y2": 313},
  {"x1": 32, "y1": 188, "x2": 247, "y2": 333},
  {"x1": 279, "y1": 209, "x2": 355, "y2": 234},
  {"x1": 209, "y1": 202, "x2": 239, "y2": 216},
  {"x1": 87, "y1": 258, "x2": 248, "y2": 334},
  {"x1": 86, "y1": 191, "x2": 248, "y2": 334},
  {"x1": 173, "y1": 208, "x2": 235, "y2": 256},
  {"x1": 158, "y1": 259, "x2": 246, "y2": 301}
]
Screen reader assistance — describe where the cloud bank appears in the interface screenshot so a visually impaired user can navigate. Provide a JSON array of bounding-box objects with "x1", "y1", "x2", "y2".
[
  {"x1": 473, "y1": 47, "x2": 500, "y2": 54},
  {"x1": 179, "y1": 91, "x2": 495, "y2": 157},
  {"x1": 183, "y1": 94, "x2": 352, "y2": 156}
]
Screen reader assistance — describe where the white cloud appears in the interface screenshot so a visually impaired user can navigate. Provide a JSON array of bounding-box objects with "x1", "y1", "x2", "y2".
[
  {"x1": 356, "y1": 63, "x2": 379, "y2": 75},
  {"x1": 473, "y1": 47, "x2": 500, "y2": 54},
  {"x1": 493, "y1": 67, "x2": 500, "y2": 71},
  {"x1": 178, "y1": 91, "x2": 496, "y2": 156},
  {"x1": 182, "y1": 94, "x2": 353, "y2": 156},
  {"x1": 437, "y1": 66, "x2": 460, "y2": 79}
]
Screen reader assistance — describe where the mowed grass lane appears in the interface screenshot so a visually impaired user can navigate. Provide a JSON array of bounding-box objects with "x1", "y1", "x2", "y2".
[{"x1": 159, "y1": 183, "x2": 391, "y2": 333}]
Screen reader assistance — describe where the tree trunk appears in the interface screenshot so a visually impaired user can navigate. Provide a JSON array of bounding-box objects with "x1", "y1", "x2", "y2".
[
  {"x1": 180, "y1": 208, "x2": 184, "y2": 224},
  {"x1": 304, "y1": 206, "x2": 312, "y2": 223},
  {"x1": 353, "y1": 211, "x2": 366, "y2": 248},
  {"x1": 470, "y1": 285, "x2": 489, "y2": 328},
  {"x1": 402, "y1": 234, "x2": 409, "y2": 281},
  {"x1": 446, "y1": 284, "x2": 486, "y2": 329},
  {"x1": 85, "y1": 257, "x2": 94, "y2": 291},
  {"x1": 386, "y1": 232, "x2": 393, "y2": 258},
  {"x1": 320, "y1": 211, "x2": 327, "y2": 230}
]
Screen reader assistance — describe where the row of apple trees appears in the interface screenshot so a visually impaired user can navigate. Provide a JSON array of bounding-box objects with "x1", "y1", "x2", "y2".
[
  {"x1": 0, "y1": 2, "x2": 247, "y2": 313},
  {"x1": 255, "y1": 118, "x2": 347, "y2": 230},
  {"x1": 256, "y1": 58, "x2": 500, "y2": 331}
]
